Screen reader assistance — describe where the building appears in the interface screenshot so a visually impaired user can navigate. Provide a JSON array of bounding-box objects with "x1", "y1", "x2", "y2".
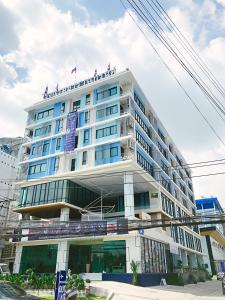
[
  {"x1": 196, "y1": 197, "x2": 225, "y2": 275},
  {"x1": 0, "y1": 145, "x2": 21, "y2": 272},
  {"x1": 13, "y1": 68, "x2": 203, "y2": 279}
]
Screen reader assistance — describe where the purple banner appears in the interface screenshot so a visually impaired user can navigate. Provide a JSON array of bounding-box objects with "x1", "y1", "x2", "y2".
[{"x1": 64, "y1": 111, "x2": 78, "y2": 152}]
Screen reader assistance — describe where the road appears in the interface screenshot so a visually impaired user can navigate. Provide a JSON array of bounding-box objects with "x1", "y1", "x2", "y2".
[{"x1": 91, "y1": 280, "x2": 224, "y2": 300}]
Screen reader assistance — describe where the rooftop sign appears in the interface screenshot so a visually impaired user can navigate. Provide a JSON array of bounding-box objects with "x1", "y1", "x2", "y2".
[{"x1": 43, "y1": 68, "x2": 116, "y2": 100}]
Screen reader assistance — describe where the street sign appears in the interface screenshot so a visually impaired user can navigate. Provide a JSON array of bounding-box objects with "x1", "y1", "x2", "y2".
[
  {"x1": 55, "y1": 270, "x2": 67, "y2": 300},
  {"x1": 138, "y1": 228, "x2": 144, "y2": 235}
]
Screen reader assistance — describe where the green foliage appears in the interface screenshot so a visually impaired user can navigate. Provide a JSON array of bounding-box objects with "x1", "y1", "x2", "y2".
[
  {"x1": 176, "y1": 260, "x2": 183, "y2": 269},
  {"x1": 165, "y1": 273, "x2": 184, "y2": 286},
  {"x1": 66, "y1": 274, "x2": 85, "y2": 291},
  {"x1": 0, "y1": 269, "x2": 55, "y2": 290},
  {"x1": 130, "y1": 260, "x2": 139, "y2": 285}
]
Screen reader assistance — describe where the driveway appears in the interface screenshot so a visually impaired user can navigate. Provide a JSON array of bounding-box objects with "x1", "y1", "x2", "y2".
[{"x1": 91, "y1": 280, "x2": 224, "y2": 300}]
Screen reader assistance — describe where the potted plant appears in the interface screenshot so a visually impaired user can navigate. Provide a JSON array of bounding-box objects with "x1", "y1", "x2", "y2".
[{"x1": 130, "y1": 260, "x2": 139, "y2": 286}]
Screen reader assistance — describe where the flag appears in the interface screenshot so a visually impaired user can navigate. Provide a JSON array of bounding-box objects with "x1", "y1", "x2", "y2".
[
  {"x1": 56, "y1": 83, "x2": 59, "y2": 92},
  {"x1": 107, "y1": 63, "x2": 110, "y2": 71},
  {"x1": 94, "y1": 69, "x2": 97, "y2": 77},
  {"x1": 44, "y1": 85, "x2": 48, "y2": 95},
  {"x1": 71, "y1": 66, "x2": 77, "y2": 74}
]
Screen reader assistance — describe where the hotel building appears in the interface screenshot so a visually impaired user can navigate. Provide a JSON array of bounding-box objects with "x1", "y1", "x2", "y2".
[{"x1": 13, "y1": 68, "x2": 203, "y2": 279}]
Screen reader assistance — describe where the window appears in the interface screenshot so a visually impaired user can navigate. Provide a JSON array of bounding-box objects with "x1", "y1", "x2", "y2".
[
  {"x1": 96, "y1": 125, "x2": 117, "y2": 139},
  {"x1": 85, "y1": 94, "x2": 91, "y2": 105},
  {"x1": 157, "y1": 142, "x2": 168, "y2": 159},
  {"x1": 135, "y1": 111, "x2": 151, "y2": 137},
  {"x1": 134, "y1": 92, "x2": 145, "y2": 114},
  {"x1": 71, "y1": 159, "x2": 76, "y2": 171},
  {"x1": 56, "y1": 119, "x2": 63, "y2": 133},
  {"x1": 161, "y1": 177, "x2": 171, "y2": 193},
  {"x1": 56, "y1": 138, "x2": 61, "y2": 150},
  {"x1": 73, "y1": 100, "x2": 81, "y2": 111},
  {"x1": 97, "y1": 86, "x2": 117, "y2": 100},
  {"x1": 180, "y1": 183, "x2": 186, "y2": 194},
  {"x1": 158, "y1": 129, "x2": 166, "y2": 143},
  {"x1": 84, "y1": 111, "x2": 89, "y2": 124},
  {"x1": 136, "y1": 131, "x2": 153, "y2": 158},
  {"x1": 61, "y1": 103, "x2": 65, "y2": 113},
  {"x1": 82, "y1": 151, "x2": 87, "y2": 165},
  {"x1": 43, "y1": 143, "x2": 49, "y2": 153},
  {"x1": 37, "y1": 108, "x2": 53, "y2": 120},
  {"x1": 106, "y1": 105, "x2": 118, "y2": 116},
  {"x1": 110, "y1": 147, "x2": 118, "y2": 157},
  {"x1": 83, "y1": 130, "x2": 89, "y2": 144},
  {"x1": 137, "y1": 151, "x2": 154, "y2": 177},
  {"x1": 96, "y1": 108, "x2": 105, "y2": 119},
  {"x1": 53, "y1": 157, "x2": 59, "y2": 171},
  {"x1": 34, "y1": 125, "x2": 51, "y2": 137},
  {"x1": 31, "y1": 147, "x2": 36, "y2": 155},
  {"x1": 28, "y1": 162, "x2": 47, "y2": 175},
  {"x1": 161, "y1": 160, "x2": 169, "y2": 175},
  {"x1": 34, "y1": 128, "x2": 41, "y2": 137}
]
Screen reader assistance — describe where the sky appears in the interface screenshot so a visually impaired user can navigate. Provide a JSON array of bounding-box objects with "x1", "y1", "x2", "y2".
[{"x1": 0, "y1": 0, "x2": 225, "y2": 206}]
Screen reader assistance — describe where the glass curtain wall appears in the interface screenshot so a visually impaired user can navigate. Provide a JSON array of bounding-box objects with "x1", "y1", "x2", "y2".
[
  {"x1": 69, "y1": 240, "x2": 126, "y2": 274},
  {"x1": 19, "y1": 180, "x2": 99, "y2": 208},
  {"x1": 19, "y1": 245, "x2": 58, "y2": 274}
]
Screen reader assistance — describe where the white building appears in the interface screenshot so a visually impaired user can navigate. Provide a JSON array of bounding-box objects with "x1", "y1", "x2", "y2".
[
  {"x1": 196, "y1": 197, "x2": 225, "y2": 275},
  {"x1": 13, "y1": 68, "x2": 203, "y2": 281},
  {"x1": 0, "y1": 148, "x2": 20, "y2": 271}
]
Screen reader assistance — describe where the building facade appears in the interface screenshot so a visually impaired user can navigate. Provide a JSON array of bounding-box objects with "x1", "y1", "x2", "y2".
[
  {"x1": 0, "y1": 145, "x2": 21, "y2": 272},
  {"x1": 13, "y1": 68, "x2": 203, "y2": 278},
  {"x1": 196, "y1": 197, "x2": 225, "y2": 275}
]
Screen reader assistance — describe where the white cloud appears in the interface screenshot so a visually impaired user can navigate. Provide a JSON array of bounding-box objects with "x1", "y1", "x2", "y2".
[{"x1": 0, "y1": 0, "x2": 225, "y2": 204}]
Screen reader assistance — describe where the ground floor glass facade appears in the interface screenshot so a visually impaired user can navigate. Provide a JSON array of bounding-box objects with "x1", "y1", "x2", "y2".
[
  {"x1": 68, "y1": 240, "x2": 126, "y2": 274},
  {"x1": 19, "y1": 244, "x2": 58, "y2": 274}
]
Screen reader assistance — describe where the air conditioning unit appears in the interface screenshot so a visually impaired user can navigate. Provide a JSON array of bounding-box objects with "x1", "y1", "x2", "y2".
[
  {"x1": 128, "y1": 139, "x2": 135, "y2": 150},
  {"x1": 171, "y1": 160, "x2": 177, "y2": 167}
]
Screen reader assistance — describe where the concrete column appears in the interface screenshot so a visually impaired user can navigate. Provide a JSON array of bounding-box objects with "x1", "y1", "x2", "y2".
[
  {"x1": 55, "y1": 241, "x2": 69, "y2": 272},
  {"x1": 60, "y1": 207, "x2": 70, "y2": 222},
  {"x1": 124, "y1": 172, "x2": 134, "y2": 219},
  {"x1": 13, "y1": 244, "x2": 23, "y2": 274},
  {"x1": 126, "y1": 236, "x2": 142, "y2": 273}
]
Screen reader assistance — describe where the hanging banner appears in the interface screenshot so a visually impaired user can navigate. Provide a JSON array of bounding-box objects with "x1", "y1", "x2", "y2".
[{"x1": 64, "y1": 111, "x2": 78, "y2": 152}]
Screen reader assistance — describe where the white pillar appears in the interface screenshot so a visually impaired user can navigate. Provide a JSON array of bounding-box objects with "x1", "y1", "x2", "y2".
[
  {"x1": 60, "y1": 207, "x2": 70, "y2": 222},
  {"x1": 55, "y1": 207, "x2": 70, "y2": 272},
  {"x1": 13, "y1": 244, "x2": 23, "y2": 274},
  {"x1": 124, "y1": 172, "x2": 134, "y2": 219},
  {"x1": 55, "y1": 240, "x2": 69, "y2": 272},
  {"x1": 126, "y1": 236, "x2": 142, "y2": 273}
]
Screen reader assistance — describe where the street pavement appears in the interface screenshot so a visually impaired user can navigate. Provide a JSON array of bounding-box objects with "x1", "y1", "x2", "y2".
[{"x1": 91, "y1": 280, "x2": 224, "y2": 300}]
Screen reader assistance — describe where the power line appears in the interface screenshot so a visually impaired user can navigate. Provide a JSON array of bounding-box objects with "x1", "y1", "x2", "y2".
[
  {"x1": 148, "y1": 0, "x2": 225, "y2": 98},
  {"x1": 120, "y1": 0, "x2": 225, "y2": 147},
  {"x1": 126, "y1": 0, "x2": 225, "y2": 123}
]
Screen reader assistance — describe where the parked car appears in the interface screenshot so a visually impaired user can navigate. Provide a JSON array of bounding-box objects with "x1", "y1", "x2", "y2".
[
  {"x1": 0, "y1": 264, "x2": 10, "y2": 275},
  {"x1": 0, "y1": 281, "x2": 40, "y2": 299},
  {"x1": 217, "y1": 272, "x2": 224, "y2": 280}
]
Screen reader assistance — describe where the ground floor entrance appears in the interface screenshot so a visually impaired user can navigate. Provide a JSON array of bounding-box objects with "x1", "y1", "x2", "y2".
[{"x1": 68, "y1": 240, "x2": 126, "y2": 274}]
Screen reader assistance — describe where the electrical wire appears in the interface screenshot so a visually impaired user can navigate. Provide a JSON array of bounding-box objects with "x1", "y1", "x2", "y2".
[
  {"x1": 120, "y1": 0, "x2": 225, "y2": 147},
  {"x1": 125, "y1": 0, "x2": 225, "y2": 122}
]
